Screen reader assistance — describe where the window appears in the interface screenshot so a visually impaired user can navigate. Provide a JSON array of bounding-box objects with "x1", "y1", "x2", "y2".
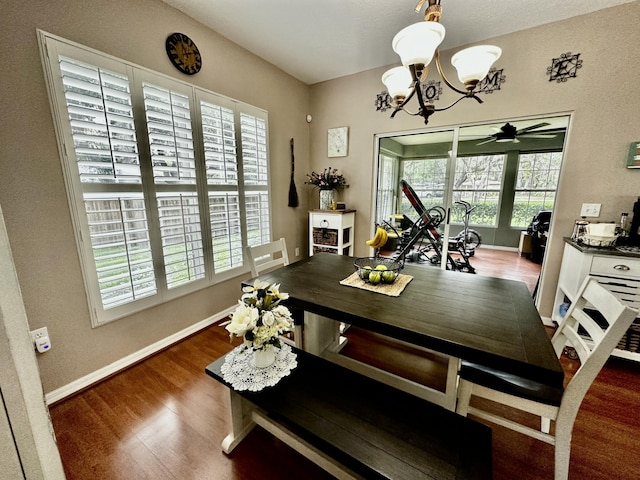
[
  {"x1": 511, "y1": 152, "x2": 562, "y2": 227},
  {"x1": 452, "y1": 155, "x2": 505, "y2": 225},
  {"x1": 40, "y1": 32, "x2": 271, "y2": 326},
  {"x1": 376, "y1": 153, "x2": 397, "y2": 224},
  {"x1": 399, "y1": 158, "x2": 448, "y2": 217}
]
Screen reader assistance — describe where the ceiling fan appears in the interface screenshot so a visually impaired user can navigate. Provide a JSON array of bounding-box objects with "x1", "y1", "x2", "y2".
[{"x1": 476, "y1": 122, "x2": 556, "y2": 145}]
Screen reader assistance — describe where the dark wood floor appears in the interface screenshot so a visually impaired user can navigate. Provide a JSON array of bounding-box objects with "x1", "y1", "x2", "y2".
[
  {"x1": 50, "y1": 316, "x2": 640, "y2": 480},
  {"x1": 401, "y1": 246, "x2": 542, "y2": 293},
  {"x1": 464, "y1": 248, "x2": 541, "y2": 293}
]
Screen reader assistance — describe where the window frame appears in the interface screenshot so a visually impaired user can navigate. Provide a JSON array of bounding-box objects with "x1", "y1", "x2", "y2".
[
  {"x1": 451, "y1": 154, "x2": 506, "y2": 227},
  {"x1": 510, "y1": 150, "x2": 563, "y2": 228},
  {"x1": 39, "y1": 30, "x2": 272, "y2": 326}
]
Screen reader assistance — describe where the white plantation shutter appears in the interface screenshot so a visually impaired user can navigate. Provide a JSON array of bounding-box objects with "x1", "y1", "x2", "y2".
[
  {"x1": 201, "y1": 102, "x2": 238, "y2": 185},
  {"x1": 58, "y1": 55, "x2": 158, "y2": 311},
  {"x1": 60, "y1": 56, "x2": 142, "y2": 185},
  {"x1": 40, "y1": 32, "x2": 272, "y2": 326},
  {"x1": 199, "y1": 97, "x2": 244, "y2": 272},
  {"x1": 241, "y1": 112, "x2": 271, "y2": 247},
  {"x1": 141, "y1": 82, "x2": 205, "y2": 288},
  {"x1": 143, "y1": 84, "x2": 197, "y2": 184},
  {"x1": 209, "y1": 192, "x2": 243, "y2": 271},
  {"x1": 156, "y1": 192, "x2": 205, "y2": 288},
  {"x1": 84, "y1": 193, "x2": 156, "y2": 307}
]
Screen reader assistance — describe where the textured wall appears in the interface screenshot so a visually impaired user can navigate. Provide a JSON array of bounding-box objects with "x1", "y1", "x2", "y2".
[
  {"x1": 309, "y1": 1, "x2": 640, "y2": 317},
  {"x1": 0, "y1": 0, "x2": 311, "y2": 393}
]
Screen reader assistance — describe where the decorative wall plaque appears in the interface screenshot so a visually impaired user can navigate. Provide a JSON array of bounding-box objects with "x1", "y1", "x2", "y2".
[
  {"x1": 375, "y1": 91, "x2": 392, "y2": 112},
  {"x1": 477, "y1": 68, "x2": 506, "y2": 94},
  {"x1": 547, "y1": 52, "x2": 583, "y2": 82},
  {"x1": 420, "y1": 80, "x2": 442, "y2": 104}
]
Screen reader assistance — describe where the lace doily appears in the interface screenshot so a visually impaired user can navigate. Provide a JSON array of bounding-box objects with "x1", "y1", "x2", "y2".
[{"x1": 220, "y1": 344, "x2": 298, "y2": 392}]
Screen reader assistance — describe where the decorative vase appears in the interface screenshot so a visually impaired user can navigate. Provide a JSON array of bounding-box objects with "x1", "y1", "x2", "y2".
[
  {"x1": 319, "y1": 189, "x2": 336, "y2": 210},
  {"x1": 253, "y1": 346, "x2": 276, "y2": 368}
]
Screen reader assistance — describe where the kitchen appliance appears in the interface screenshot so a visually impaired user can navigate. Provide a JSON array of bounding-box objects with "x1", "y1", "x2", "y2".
[
  {"x1": 628, "y1": 197, "x2": 640, "y2": 246},
  {"x1": 579, "y1": 222, "x2": 618, "y2": 247},
  {"x1": 571, "y1": 220, "x2": 589, "y2": 242}
]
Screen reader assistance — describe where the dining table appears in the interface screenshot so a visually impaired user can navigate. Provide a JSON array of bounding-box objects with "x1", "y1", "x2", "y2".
[{"x1": 244, "y1": 252, "x2": 564, "y2": 410}]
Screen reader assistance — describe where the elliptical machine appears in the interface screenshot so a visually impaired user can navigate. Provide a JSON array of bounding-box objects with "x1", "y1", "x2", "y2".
[{"x1": 448, "y1": 200, "x2": 482, "y2": 257}]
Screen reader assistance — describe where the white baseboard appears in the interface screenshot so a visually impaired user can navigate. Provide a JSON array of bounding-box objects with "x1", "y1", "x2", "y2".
[
  {"x1": 479, "y1": 245, "x2": 519, "y2": 252},
  {"x1": 45, "y1": 306, "x2": 235, "y2": 405},
  {"x1": 541, "y1": 316, "x2": 557, "y2": 327}
]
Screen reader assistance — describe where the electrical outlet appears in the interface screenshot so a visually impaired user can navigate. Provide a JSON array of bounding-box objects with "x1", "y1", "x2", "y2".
[
  {"x1": 31, "y1": 327, "x2": 51, "y2": 353},
  {"x1": 31, "y1": 327, "x2": 48, "y2": 342},
  {"x1": 580, "y1": 203, "x2": 601, "y2": 218},
  {"x1": 295, "y1": 247, "x2": 300, "y2": 257}
]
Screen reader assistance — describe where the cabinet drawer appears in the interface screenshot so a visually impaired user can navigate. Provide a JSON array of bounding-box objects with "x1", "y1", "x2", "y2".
[
  {"x1": 310, "y1": 214, "x2": 343, "y2": 229},
  {"x1": 591, "y1": 256, "x2": 640, "y2": 280}
]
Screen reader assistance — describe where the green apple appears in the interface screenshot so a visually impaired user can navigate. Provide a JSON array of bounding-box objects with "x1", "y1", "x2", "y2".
[
  {"x1": 375, "y1": 264, "x2": 388, "y2": 271},
  {"x1": 382, "y1": 271, "x2": 396, "y2": 283},
  {"x1": 359, "y1": 265, "x2": 372, "y2": 280},
  {"x1": 368, "y1": 271, "x2": 382, "y2": 284}
]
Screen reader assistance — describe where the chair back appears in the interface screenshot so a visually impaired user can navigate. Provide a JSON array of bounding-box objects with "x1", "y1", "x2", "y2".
[
  {"x1": 245, "y1": 238, "x2": 289, "y2": 277},
  {"x1": 552, "y1": 277, "x2": 638, "y2": 407}
]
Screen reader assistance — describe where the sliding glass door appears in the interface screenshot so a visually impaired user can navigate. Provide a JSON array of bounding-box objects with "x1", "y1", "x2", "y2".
[
  {"x1": 374, "y1": 114, "x2": 570, "y2": 270},
  {"x1": 376, "y1": 129, "x2": 456, "y2": 269}
]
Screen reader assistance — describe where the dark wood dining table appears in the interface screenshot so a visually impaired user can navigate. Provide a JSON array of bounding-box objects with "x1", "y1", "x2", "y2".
[{"x1": 245, "y1": 253, "x2": 564, "y2": 404}]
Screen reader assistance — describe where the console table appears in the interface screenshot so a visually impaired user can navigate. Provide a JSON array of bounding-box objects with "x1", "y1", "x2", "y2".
[
  {"x1": 552, "y1": 238, "x2": 640, "y2": 361},
  {"x1": 309, "y1": 209, "x2": 355, "y2": 256}
]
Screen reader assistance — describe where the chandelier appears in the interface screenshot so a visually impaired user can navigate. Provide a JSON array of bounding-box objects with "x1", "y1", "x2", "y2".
[{"x1": 382, "y1": 0, "x2": 501, "y2": 125}]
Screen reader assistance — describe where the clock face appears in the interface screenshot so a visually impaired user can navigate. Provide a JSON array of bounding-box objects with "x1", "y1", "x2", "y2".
[
  {"x1": 328, "y1": 127, "x2": 349, "y2": 157},
  {"x1": 165, "y1": 33, "x2": 202, "y2": 75}
]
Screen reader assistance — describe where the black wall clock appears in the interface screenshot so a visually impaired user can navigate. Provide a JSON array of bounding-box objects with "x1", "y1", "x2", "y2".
[{"x1": 165, "y1": 33, "x2": 202, "y2": 75}]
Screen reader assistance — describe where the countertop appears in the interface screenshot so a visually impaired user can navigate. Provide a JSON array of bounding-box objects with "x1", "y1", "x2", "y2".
[{"x1": 563, "y1": 237, "x2": 640, "y2": 258}]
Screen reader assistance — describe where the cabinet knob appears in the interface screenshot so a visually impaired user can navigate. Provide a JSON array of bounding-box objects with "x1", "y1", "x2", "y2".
[
  {"x1": 320, "y1": 219, "x2": 329, "y2": 228},
  {"x1": 613, "y1": 264, "x2": 631, "y2": 271}
]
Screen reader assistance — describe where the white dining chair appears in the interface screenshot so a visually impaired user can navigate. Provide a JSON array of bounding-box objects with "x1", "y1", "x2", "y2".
[
  {"x1": 456, "y1": 276, "x2": 638, "y2": 480},
  {"x1": 245, "y1": 237, "x2": 290, "y2": 277},
  {"x1": 245, "y1": 238, "x2": 302, "y2": 348}
]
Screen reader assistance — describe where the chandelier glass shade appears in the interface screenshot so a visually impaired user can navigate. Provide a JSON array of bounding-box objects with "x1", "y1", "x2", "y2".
[
  {"x1": 382, "y1": 1, "x2": 501, "y2": 124},
  {"x1": 451, "y1": 45, "x2": 502, "y2": 85},
  {"x1": 392, "y1": 22, "x2": 445, "y2": 68}
]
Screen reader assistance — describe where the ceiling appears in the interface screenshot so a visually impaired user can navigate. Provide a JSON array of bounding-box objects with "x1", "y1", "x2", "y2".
[{"x1": 160, "y1": 0, "x2": 636, "y2": 85}]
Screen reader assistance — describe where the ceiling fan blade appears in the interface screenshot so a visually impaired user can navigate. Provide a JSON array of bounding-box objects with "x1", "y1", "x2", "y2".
[
  {"x1": 516, "y1": 122, "x2": 551, "y2": 134},
  {"x1": 477, "y1": 138, "x2": 496, "y2": 145},
  {"x1": 523, "y1": 133, "x2": 556, "y2": 139}
]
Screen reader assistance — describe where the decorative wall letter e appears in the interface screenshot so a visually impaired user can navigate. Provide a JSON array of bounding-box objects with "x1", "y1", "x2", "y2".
[{"x1": 547, "y1": 52, "x2": 583, "y2": 82}]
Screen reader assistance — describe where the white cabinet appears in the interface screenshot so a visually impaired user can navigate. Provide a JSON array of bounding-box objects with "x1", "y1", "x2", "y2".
[
  {"x1": 553, "y1": 240, "x2": 640, "y2": 361},
  {"x1": 309, "y1": 210, "x2": 355, "y2": 256}
]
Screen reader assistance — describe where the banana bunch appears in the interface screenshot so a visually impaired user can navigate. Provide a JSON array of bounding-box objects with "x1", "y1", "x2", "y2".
[{"x1": 366, "y1": 226, "x2": 388, "y2": 249}]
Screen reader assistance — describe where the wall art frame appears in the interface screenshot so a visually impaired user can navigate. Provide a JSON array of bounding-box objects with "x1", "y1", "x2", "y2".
[{"x1": 627, "y1": 141, "x2": 640, "y2": 169}]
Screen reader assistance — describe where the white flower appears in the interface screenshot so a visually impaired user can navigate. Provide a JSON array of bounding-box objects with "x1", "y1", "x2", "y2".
[
  {"x1": 242, "y1": 279, "x2": 270, "y2": 295},
  {"x1": 268, "y1": 283, "x2": 289, "y2": 301},
  {"x1": 262, "y1": 310, "x2": 275, "y2": 327},
  {"x1": 225, "y1": 301, "x2": 259, "y2": 338},
  {"x1": 222, "y1": 281, "x2": 293, "y2": 350},
  {"x1": 272, "y1": 304, "x2": 292, "y2": 319}
]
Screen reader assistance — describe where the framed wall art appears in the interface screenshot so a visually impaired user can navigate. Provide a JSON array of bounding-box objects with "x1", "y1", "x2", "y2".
[
  {"x1": 627, "y1": 141, "x2": 640, "y2": 169},
  {"x1": 328, "y1": 127, "x2": 349, "y2": 158}
]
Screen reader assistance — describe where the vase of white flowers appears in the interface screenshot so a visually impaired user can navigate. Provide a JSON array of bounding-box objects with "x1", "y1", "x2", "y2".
[{"x1": 222, "y1": 280, "x2": 293, "y2": 368}]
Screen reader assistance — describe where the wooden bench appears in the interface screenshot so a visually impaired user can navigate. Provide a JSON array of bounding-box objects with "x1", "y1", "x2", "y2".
[{"x1": 205, "y1": 347, "x2": 492, "y2": 480}]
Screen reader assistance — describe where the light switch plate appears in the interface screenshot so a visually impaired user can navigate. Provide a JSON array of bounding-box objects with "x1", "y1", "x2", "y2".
[{"x1": 580, "y1": 203, "x2": 601, "y2": 217}]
